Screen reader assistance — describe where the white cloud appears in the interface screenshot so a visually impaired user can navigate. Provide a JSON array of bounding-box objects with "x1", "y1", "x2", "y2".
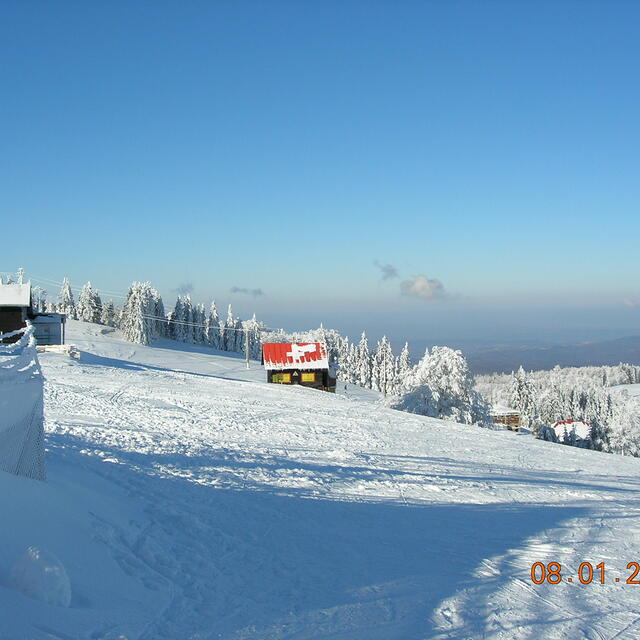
[
  {"x1": 400, "y1": 275, "x2": 446, "y2": 301},
  {"x1": 623, "y1": 298, "x2": 640, "y2": 308}
]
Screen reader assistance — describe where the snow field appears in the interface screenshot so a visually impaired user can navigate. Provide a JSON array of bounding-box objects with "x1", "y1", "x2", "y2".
[{"x1": 1, "y1": 321, "x2": 640, "y2": 639}]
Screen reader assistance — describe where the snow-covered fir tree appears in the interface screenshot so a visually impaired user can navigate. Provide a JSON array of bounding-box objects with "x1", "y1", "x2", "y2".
[
  {"x1": 192, "y1": 303, "x2": 206, "y2": 344},
  {"x1": 243, "y1": 314, "x2": 265, "y2": 359},
  {"x1": 205, "y1": 301, "x2": 220, "y2": 349},
  {"x1": 58, "y1": 277, "x2": 77, "y2": 319},
  {"x1": 509, "y1": 367, "x2": 539, "y2": 432},
  {"x1": 376, "y1": 336, "x2": 396, "y2": 396},
  {"x1": 393, "y1": 346, "x2": 490, "y2": 426},
  {"x1": 77, "y1": 282, "x2": 102, "y2": 323},
  {"x1": 170, "y1": 297, "x2": 189, "y2": 342},
  {"x1": 183, "y1": 296, "x2": 194, "y2": 343},
  {"x1": 346, "y1": 342, "x2": 358, "y2": 384},
  {"x1": 152, "y1": 290, "x2": 166, "y2": 337},
  {"x1": 357, "y1": 333, "x2": 371, "y2": 388},
  {"x1": 225, "y1": 305, "x2": 237, "y2": 352},
  {"x1": 396, "y1": 343, "x2": 412, "y2": 390},
  {"x1": 100, "y1": 300, "x2": 117, "y2": 327},
  {"x1": 31, "y1": 286, "x2": 48, "y2": 314},
  {"x1": 120, "y1": 282, "x2": 158, "y2": 345}
]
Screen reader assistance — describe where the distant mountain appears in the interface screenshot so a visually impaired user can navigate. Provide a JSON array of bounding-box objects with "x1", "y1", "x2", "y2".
[{"x1": 465, "y1": 335, "x2": 640, "y2": 374}]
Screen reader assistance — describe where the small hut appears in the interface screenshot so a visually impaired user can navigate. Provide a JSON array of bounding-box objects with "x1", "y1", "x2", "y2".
[
  {"x1": 262, "y1": 342, "x2": 336, "y2": 392},
  {"x1": 490, "y1": 405, "x2": 521, "y2": 431},
  {"x1": 32, "y1": 312, "x2": 67, "y2": 346},
  {"x1": 0, "y1": 281, "x2": 66, "y2": 345},
  {"x1": 0, "y1": 282, "x2": 33, "y2": 342}
]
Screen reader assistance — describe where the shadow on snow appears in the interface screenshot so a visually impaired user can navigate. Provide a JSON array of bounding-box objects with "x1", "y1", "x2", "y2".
[{"x1": 45, "y1": 432, "x2": 624, "y2": 640}]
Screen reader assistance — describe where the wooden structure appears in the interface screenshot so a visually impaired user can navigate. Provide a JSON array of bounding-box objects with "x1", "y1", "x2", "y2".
[
  {"x1": 0, "y1": 283, "x2": 33, "y2": 343},
  {"x1": 0, "y1": 282, "x2": 66, "y2": 345},
  {"x1": 490, "y1": 406, "x2": 521, "y2": 431},
  {"x1": 262, "y1": 342, "x2": 336, "y2": 392}
]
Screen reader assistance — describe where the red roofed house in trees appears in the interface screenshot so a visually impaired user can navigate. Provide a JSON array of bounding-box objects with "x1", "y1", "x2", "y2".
[{"x1": 262, "y1": 342, "x2": 336, "y2": 392}]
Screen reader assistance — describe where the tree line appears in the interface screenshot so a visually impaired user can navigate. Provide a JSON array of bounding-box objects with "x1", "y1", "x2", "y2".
[{"x1": 32, "y1": 273, "x2": 640, "y2": 457}]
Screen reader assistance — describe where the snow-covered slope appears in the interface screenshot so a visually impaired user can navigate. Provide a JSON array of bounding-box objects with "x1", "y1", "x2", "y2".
[
  {"x1": 2, "y1": 320, "x2": 640, "y2": 639},
  {"x1": 617, "y1": 383, "x2": 640, "y2": 398}
]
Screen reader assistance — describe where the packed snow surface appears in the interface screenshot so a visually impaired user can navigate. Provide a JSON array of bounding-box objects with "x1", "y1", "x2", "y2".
[{"x1": 2, "y1": 320, "x2": 640, "y2": 639}]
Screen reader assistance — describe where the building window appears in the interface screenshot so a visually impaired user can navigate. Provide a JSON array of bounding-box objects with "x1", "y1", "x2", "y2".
[
  {"x1": 301, "y1": 372, "x2": 315, "y2": 383},
  {"x1": 273, "y1": 373, "x2": 291, "y2": 383}
]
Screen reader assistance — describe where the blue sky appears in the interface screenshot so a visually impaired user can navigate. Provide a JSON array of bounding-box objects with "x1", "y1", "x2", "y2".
[{"x1": 1, "y1": 1, "x2": 638, "y2": 345}]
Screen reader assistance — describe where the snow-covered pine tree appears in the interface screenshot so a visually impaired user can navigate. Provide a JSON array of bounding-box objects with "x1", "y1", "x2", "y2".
[
  {"x1": 347, "y1": 342, "x2": 358, "y2": 384},
  {"x1": 242, "y1": 314, "x2": 264, "y2": 359},
  {"x1": 58, "y1": 277, "x2": 77, "y2": 319},
  {"x1": 182, "y1": 296, "x2": 194, "y2": 343},
  {"x1": 336, "y1": 337, "x2": 351, "y2": 382},
  {"x1": 193, "y1": 303, "x2": 206, "y2": 343},
  {"x1": 100, "y1": 300, "x2": 117, "y2": 327},
  {"x1": 170, "y1": 297, "x2": 187, "y2": 342},
  {"x1": 152, "y1": 290, "x2": 166, "y2": 337},
  {"x1": 224, "y1": 305, "x2": 235, "y2": 352},
  {"x1": 205, "y1": 301, "x2": 220, "y2": 349},
  {"x1": 377, "y1": 336, "x2": 396, "y2": 396},
  {"x1": 610, "y1": 394, "x2": 640, "y2": 457},
  {"x1": 121, "y1": 282, "x2": 156, "y2": 345},
  {"x1": 357, "y1": 332, "x2": 371, "y2": 388},
  {"x1": 166, "y1": 309, "x2": 175, "y2": 340},
  {"x1": 92, "y1": 290, "x2": 103, "y2": 323},
  {"x1": 370, "y1": 342, "x2": 381, "y2": 392},
  {"x1": 76, "y1": 283, "x2": 91, "y2": 322},
  {"x1": 77, "y1": 282, "x2": 102, "y2": 323},
  {"x1": 509, "y1": 366, "x2": 539, "y2": 432},
  {"x1": 233, "y1": 316, "x2": 244, "y2": 353},
  {"x1": 31, "y1": 287, "x2": 47, "y2": 314},
  {"x1": 396, "y1": 342, "x2": 412, "y2": 391},
  {"x1": 394, "y1": 346, "x2": 489, "y2": 425}
]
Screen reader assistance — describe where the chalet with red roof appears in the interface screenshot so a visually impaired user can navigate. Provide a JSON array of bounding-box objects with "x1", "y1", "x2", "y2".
[
  {"x1": 262, "y1": 342, "x2": 336, "y2": 392},
  {"x1": 551, "y1": 419, "x2": 592, "y2": 443}
]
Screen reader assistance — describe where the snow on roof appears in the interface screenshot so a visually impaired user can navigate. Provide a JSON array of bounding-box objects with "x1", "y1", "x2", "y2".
[
  {"x1": 490, "y1": 404, "x2": 519, "y2": 415},
  {"x1": 552, "y1": 419, "x2": 591, "y2": 441},
  {"x1": 262, "y1": 342, "x2": 329, "y2": 370},
  {"x1": 0, "y1": 282, "x2": 31, "y2": 307}
]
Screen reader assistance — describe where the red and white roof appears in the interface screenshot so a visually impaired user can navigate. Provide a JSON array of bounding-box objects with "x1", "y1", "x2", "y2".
[
  {"x1": 552, "y1": 419, "x2": 591, "y2": 440},
  {"x1": 262, "y1": 342, "x2": 329, "y2": 370}
]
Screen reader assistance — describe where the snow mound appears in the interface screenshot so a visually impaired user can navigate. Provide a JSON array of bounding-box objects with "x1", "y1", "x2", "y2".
[{"x1": 9, "y1": 546, "x2": 71, "y2": 607}]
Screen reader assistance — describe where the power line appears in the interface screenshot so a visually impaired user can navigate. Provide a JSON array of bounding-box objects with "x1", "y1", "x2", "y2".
[{"x1": 30, "y1": 276, "x2": 286, "y2": 333}]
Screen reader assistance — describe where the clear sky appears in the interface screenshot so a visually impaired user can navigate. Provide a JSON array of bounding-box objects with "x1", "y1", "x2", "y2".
[{"x1": 1, "y1": 1, "x2": 638, "y2": 346}]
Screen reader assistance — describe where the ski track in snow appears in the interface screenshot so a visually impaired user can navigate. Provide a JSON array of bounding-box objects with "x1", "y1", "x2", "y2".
[{"x1": 3, "y1": 321, "x2": 640, "y2": 639}]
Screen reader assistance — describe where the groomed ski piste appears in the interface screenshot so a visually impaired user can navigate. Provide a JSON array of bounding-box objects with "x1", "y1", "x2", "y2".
[{"x1": 2, "y1": 320, "x2": 640, "y2": 640}]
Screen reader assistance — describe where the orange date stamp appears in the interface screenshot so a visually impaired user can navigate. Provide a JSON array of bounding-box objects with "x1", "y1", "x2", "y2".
[{"x1": 530, "y1": 562, "x2": 640, "y2": 584}]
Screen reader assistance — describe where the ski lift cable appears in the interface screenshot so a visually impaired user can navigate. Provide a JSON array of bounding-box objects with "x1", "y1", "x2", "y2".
[
  {"x1": 29, "y1": 276, "x2": 333, "y2": 337},
  {"x1": 30, "y1": 277, "x2": 285, "y2": 333}
]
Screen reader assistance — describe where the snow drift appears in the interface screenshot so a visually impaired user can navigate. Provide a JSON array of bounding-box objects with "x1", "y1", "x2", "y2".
[{"x1": 0, "y1": 324, "x2": 46, "y2": 481}]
